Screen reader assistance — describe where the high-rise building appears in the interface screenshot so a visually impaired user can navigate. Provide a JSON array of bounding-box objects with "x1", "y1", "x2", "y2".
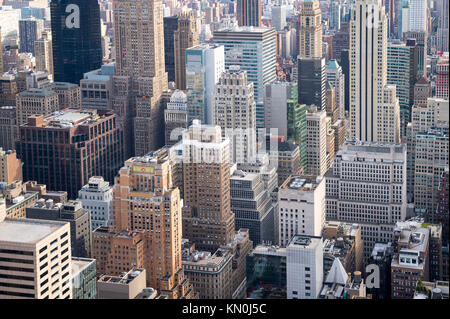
[
  {"x1": 77, "y1": 176, "x2": 113, "y2": 230},
  {"x1": 326, "y1": 60, "x2": 345, "y2": 120},
  {"x1": 164, "y1": 90, "x2": 188, "y2": 146},
  {"x1": 112, "y1": 0, "x2": 168, "y2": 157},
  {"x1": 34, "y1": 31, "x2": 54, "y2": 79},
  {"x1": 80, "y1": 64, "x2": 115, "y2": 111},
  {"x1": 407, "y1": 98, "x2": 449, "y2": 201},
  {"x1": 19, "y1": 18, "x2": 43, "y2": 54},
  {"x1": 0, "y1": 149, "x2": 22, "y2": 185},
  {"x1": 16, "y1": 109, "x2": 124, "y2": 199},
  {"x1": 0, "y1": 107, "x2": 18, "y2": 152},
  {"x1": 413, "y1": 77, "x2": 432, "y2": 106},
  {"x1": 436, "y1": 56, "x2": 449, "y2": 99},
  {"x1": 163, "y1": 15, "x2": 179, "y2": 83},
  {"x1": 403, "y1": 31, "x2": 427, "y2": 77},
  {"x1": 0, "y1": 75, "x2": 18, "y2": 107},
  {"x1": 237, "y1": 0, "x2": 262, "y2": 27},
  {"x1": 174, "y1": 10, "x2": 198, "y2": 91},
  {"x1": 230, "y1": 170, "x2": 275, "y2": 246},
  {"x1": 15, "y1": 88, "x2": 59, "y2": 127},
  {"x1": 185, "y1": 44, "x2": 225, "y2": 125},
  {"x1": 271, "y1": 5, "x2": 286, "y2": 31},
  {"x1": 111, "y1": 151, "x2": 195, "y2": 298},
  {"x1": 213, "y1": 66, "x2": 256, "y2": 164},
  {"x1": 298, "y1": 0, "x2": 322, "y2": 59},
  {"x1": 0, "y1": 214, "x2": 72, "y2": 299},
  {"x1": 350, "y1": 0, "x2": 401, "y2": 143},
  {"x1": 436, "y1": 0, "x2": 449, "y2": 52},
  {"x1": 26, "y1": 200, "x2": 92, "y2": 258},
  {"x1": 286, "y1": 235, "x2": 324, "y2": 299},
  {"x1": 436, "y1": 169, "x2": 449, "y2": 245},
  {"x1": 71, "y1": 257, "x2": 97, "y2": 299},
  {"x1": 181, "y1": 120, "x2": 235, "y2": 252},
  {"x1": 214, "y1": 27, "x2": 277, "y2": 129},
  {"x1": 267, "y1": 139, "x2": 302, "y2": 186},
  {"x1": 414, "y1": 126, "x2": 449, "y2": 215},
  {"x1": 278, "y1": 176, "x2": 325, "y2": 247},
  {"x1": 408, "y1": 0, "x2": 427, "y2": 32},
  {"x1": 298, "y1": 57, "x2": 326, "y2": 111},
  {"x1": 305, "y1": 106, "x2": 327, "y2": 177},
  {"x1": 325, "y1": 141, "x2": 407, "y2": 261},
  {"x1": 50, "y1": 0, "x2": 102, "y2": 84}
]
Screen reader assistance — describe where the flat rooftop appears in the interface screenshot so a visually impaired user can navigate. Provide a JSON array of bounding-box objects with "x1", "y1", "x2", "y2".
[
  {"x1": 280, "y1": 175, "x2": 322, "y2": 191},
  {"x1": 0, "y1": 218, "x2": 67, "y2": 244},
  {"x1": 288, "y1": 235, "x2": 322, "y2": 249}
]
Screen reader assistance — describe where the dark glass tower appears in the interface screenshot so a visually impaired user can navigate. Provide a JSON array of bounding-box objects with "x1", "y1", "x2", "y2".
[
  {"x1": 298, "y1": 57, "x2": 326, "y2": 110},
  {"x1": 50, "y1": 0, "x2": 102, "y2": 84},
  {"x1": 163, "y1": 15, "x2": 178, "y2": 83}
]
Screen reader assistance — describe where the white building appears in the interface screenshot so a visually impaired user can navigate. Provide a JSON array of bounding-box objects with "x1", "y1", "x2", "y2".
[
  {"x1": 325, "y1": 140, "x2": 407, "y2": 261},
  {"x1": 349, "y1": 0, "x2": 401, "y2": 143},
  {"x1": 0, "y1": 204, "x2": 72, "y2": 299},
  {"x1": 306, "y1": 106, "x2": 328, "y2": 177},
  {"x1": 408, "y1": 0, "x2": 427, "y2": 32},
  {"x1": 271, "y1": 5, "x2": 286, "y2": 31},
  {"x1": 286, "y1": 235, "x2": 323, "y2": 299},
  {"x1": 77, "y1": 176, "x2": 113, "y2": 230},
  {"x1": 213, "y1": 66, "x2": 256, "y2": 164},
  {"x1": 278, "y1": 176, "x2": 325, "y2": 247},
  {"x1": 186, "y1": 44, "x2": 225, "y2": 125},
  {"x1": 0, "y1": 7, "x2": 21, "y2": 42}
]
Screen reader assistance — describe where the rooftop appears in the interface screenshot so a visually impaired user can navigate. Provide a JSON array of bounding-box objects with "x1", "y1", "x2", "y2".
[
  {"x1": 280, "y1": 175, "x2": 323, "y2": 191},
  {"x1": 0, "y1": 218, "x2": 67, "y2": 244},
  {"x1": 98, "y1": 269, "x2": 144, "y2": 285}
]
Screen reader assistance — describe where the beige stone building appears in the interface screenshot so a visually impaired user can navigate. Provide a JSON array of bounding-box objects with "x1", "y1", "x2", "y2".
[
  {"x1": 15, "y1": 88, "x2": 59, "y2": 126},
  {"x1": 0, "y1": 212, "x2": 72, "y2": 299},
  {"x1": 34, "y1": 31, "x2": 53, "y2": 80},
  {"x1": 306, "y1": 106, "x2": 327, "y2": 177},
  {"x1": 0, "y1": 149, "x2": 22, "y2": 185},
  {"x1": 298, "y1": 0, "x2": 322, "y2": 59},
  {"x1": 174, "y1": 9, "x2": 198, "y2": 90},
  {"x1": 97, "y1": 268, "x2": 147, "y2": 299}
]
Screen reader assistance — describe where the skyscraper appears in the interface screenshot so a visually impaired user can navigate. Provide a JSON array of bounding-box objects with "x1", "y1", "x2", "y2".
[
  {"x1": 181, "y1": 120, "x2": 235, "y2": 252},
  {"x1": 112, "y1": 0, "x2": 168, "y2": 157},
  {"x1": 298, "y1": 0, "x2": 323, "y2": 59},
  {"x1": 112, "y1": 151, "x2": 195, "y2": 298},
  {"x1": 214, "y1": 26, "x2": 277, "y2": 129},
  {"x1": 174, "y1": 10, "x2": 198, "y2": 91},
  {"x1": 298, "y1": 57, "x2": 326, "y2": 110},
  {"x1": 349, "y1": 0, "x2": 400, "y2": 143},
  {"x1": 408, "y1": 0, "x2": 427, "y2": 32},
  {"x1": 213, "y1": 66, "x2": 256, "y2": 164},
  {"x1": 163, "y1": 15, "x2": 179, "y2": 83},
  {"x1": 34, "y1": 31, "x2": 54, "y2": 79},
  {"x1": 237, "y1": 0, "x2": 262, "y2": 27},
  {"x1": 50, "y1": 0, "x2": 102, "y2": 84},
  {"x1": 19, "y1": 18, "x2": 43, "y2": 54}
]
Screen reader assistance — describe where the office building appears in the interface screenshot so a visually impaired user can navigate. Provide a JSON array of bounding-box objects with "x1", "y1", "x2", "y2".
[
  {"x1": 436, "y1": 169, "x2": 449, "y2": 246},
  {"x1": 278, "y1": 176, "x2": 325, "y2": 247},
  {"x1": 34, "y1": 31, "x2": 53, "y2": 79},
  {"x1": 286, "y1": 235, "x2": 323, "y2": 299},
  {"x1": 80, "y1": 64, "x2": 115, "y2": 111},
  {"x1": 391, "y1": 219, "x2": 430, "y2": 299},
  {"x1": 246, "y1": 244, "x2": 287, "y2": 298},
  {"x1": 97, "y1": 268, "x2": 147, "y2": 299},
  {"x1": 182, "y1": 245, "x2": 233, "y2": 299},
  {"x1": 298, "y1": 57, "x2": 326, "y2": 111},
  {"x1": 112, "y1": 152, "x2": 194, "y2": 298},
  {"x1": 77, "y1": 176, "x2": 113, "y2": 230},
  {"x1": 322, "y1": 221, "x2": 364, "y2": 275},
  {"x1": 17, "y1": 109, "x2": 124, "y2": 199},
  {"x1": 325, "y1": 141, "x2": 407, "y2": 261},
  {"x1": 26, "y1": 200, "x2": 92, "y2": 258},
  {"x1": 237, "y1": 0, "x2": 261, "y2": 27},
  {"x1": 408, "y1": 0, "x2": 427, "y2": 32},
  {"x1": 71, "y1": 257, "x2": 96, "y2": 299},
  {"x1": 213, "y1": 66, "x2": 256, "y2": 164},
  {"x1": 271, "y1": 5, "x2": 286, "y2": 31},
  {"x1": 403, "y1": 31, "x2": 427, "y2": 78},
  {"x1": 436, "y1": 57, "x2": 449, "y2": 99},
  {"x1": 407, "y1": 98, "x2": 448, "y2": 201},
  {"x1": 0, "y1": 75, "x2": 18, "y2": 107},
  {"x1": 214, "y1": 26, "x2": 277, "y2": 128},
  {"x1": 50, "y1": 82, "x2": 81, "y2": 110},
  {"x1": 326, "y1": 60, "x2": 345, "y2": 120},
  {"x1": 305, "y1": 106, "x2": 327, "y2": 177},
  {"x1": 112, "y1": 0, "x2": 168, "y2": 157},
  {"x1": 298, "y1": 0, "x2": 322, "y2": 59},
  {"x1": 19, "y1": 18, "x2": 43, "y2": 54},
  {"x1": 1, "y1": 180, "x2": 39, "y2": 220},
  {"x1": 349, "y1": 0, "x2": 400, "y2": 143},
  {"x1": 414, "y1": 126, "x2": 449, "y2": 215},
  {"x1": 186, "y1": 44, "x2": 225, "y2": 125},
  {"x1": 15, "y1": 88, "x2": 59, "y2": 127},
  {"x1": 0, "y1": 214, "x2": 72, "y2": 299},
  {"x1": 413, "y1": 77, "x2": 432, "y2": 106},
  {"x1": 0, "y1": 107, "x2": 18, "y2": 151},
  {"x1": 181, "y1": 120, "x2": 235, "y2": 252},
  {"x1": 174, "y1": 9, "x2": 198, "y2": 91},
  {"x1": 0, "y1": 149, "x2": 22, "y2": 185},
  {"x1": 164, "y1": 90, "x2": 188, "y2": 146},
  {"x1": 163, "y1": 15, "x2": 178, "y2": 83},
  {"x1": 230, "y1": 170, "x2": 274, "y2": 246},
  {"x1": 50, "y1": 0, "x2": 102, "y2": 84},
  {"x1": 267, "y1": 139, "x2": 302, "y2": 186}
]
